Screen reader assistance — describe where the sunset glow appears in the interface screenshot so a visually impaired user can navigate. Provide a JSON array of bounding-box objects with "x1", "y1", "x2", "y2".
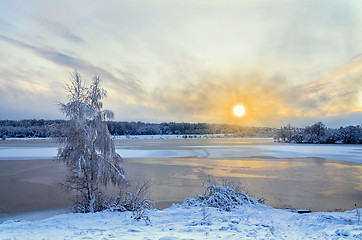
[{"x1": 233, "y1": 105, "x2": 246, "y2": 118}]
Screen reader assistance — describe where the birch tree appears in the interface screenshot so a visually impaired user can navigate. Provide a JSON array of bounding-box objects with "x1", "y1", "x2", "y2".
[{"x1": 57, "y1": 70, "x2": 126, "y2": 213}]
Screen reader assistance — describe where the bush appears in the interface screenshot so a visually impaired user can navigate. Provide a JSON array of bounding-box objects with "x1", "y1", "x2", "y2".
[
  {"x1": 103, "y1": 180, "x2": 153, "y2": 224},
  {"x1": 70, "y1": 180, "x2": 154, "y2": 216},
  {"x1": 183, "y1": 177, "x2": 259, "y2": 211},
  {"x1": 71, "y1": 190, "x2": 108, "y2": 213}
]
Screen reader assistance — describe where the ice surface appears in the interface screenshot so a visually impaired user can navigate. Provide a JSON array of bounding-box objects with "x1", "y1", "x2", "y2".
[
  {"x1": 1, "y1": 139, "x2": 361, "y2": 163},
  {"x1": 0, "y1": 147, "x2": 58, "y2": 160}
]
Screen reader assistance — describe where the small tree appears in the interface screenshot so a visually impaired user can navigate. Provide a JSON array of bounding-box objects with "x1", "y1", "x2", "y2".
[
  {"x1": 274, "y1": 124, "x2": 293, "y2": 142},
  {"x1": 57, "y1": 70, "x2": 126, "y2": 213},
  {"x1": 303, "y1": 122, "x2": 326, "y2": 143}
]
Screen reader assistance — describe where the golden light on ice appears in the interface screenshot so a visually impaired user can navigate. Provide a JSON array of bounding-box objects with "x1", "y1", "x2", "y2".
[{"x1": 233, "y1": 104, "x2": 246, "y2": 117}]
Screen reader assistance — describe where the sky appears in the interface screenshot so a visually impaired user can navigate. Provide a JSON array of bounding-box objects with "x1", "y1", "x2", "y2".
[{"x1": 0, "y1": 0, "x2": 361, "y2": 127}]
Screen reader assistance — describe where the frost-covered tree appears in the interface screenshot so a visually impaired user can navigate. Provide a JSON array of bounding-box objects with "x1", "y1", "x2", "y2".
[
  {"x1": 57, "y1": 71, "x2": 126, "y2": 213},
  {"x1": 338, "y1": 125, "x2": 362, "y2": 144},
  {"x1": 274, "y1": 124, "x2": 293, "y2": 142},
  {"x1": 303, "y1": 122, "x2": 326, "y2": 143}
]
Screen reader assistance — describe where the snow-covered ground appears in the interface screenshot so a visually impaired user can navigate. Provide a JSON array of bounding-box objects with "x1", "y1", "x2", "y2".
[{"x1": 1, "y1": 203, "x2": 361, "y2": 239}]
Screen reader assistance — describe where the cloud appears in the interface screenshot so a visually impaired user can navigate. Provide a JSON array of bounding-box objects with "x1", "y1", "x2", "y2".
[
  {"x1": 147, "y1": 59, "x2": 362, "y2": 127},
  {"x1": 30, "y1": 16, "x2": 86, "y2": 44},
  {"x1": 0, "y1": 34, "x2": 145, "y2": 98},
  {"x1": 0, "y1": 0, "x2": 362, "y2": 126},
  {"x1": 0, "y1": 18, "x2": 14, "y2": 30},
  {"x1": 0, "y1": 76, "x2": 62, "y2": 119},
  {"x1": 298, "y1": 58, "x2": 362, "y2": 116},
  {"x1": 0, "y1": 34, "x2": 79, "y2": 66},
  {"x1": 149, "y1": 71, "x2": 288, "y2": 125}
]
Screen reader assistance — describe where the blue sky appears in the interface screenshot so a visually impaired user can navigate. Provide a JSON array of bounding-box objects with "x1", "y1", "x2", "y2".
[{"x1": 0, "y1": 0, "x2": 361, "y2": 127}]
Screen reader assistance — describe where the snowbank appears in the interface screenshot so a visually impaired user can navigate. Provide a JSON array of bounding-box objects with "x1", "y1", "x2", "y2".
[
  {"x1": 4, "y1": 134, "x2": 229, "y2": 141},
  {"x1": 113, "y1": 134, "x2": 235, "y2": 139},
  {"x1": 1, "y1": 204, "x2": 361, "y2": 239}
]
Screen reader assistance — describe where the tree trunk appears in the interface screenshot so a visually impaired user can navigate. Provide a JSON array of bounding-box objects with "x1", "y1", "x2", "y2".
[{"x1": 88, "y1": 187, "x2": 95, "y2": 213}]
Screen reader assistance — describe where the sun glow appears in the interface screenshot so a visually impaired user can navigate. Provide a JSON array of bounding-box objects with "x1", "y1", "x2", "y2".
[{"x1": 233, "y1": 104, "x2": 246, "y2": 117}]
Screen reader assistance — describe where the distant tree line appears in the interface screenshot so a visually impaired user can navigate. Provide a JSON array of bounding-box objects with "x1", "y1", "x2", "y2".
[
  {"x1": 0, "y1": 119, "x2": 274, "y2": 138},
  {"x1": 274, "y1": 122, "x2": 362, "y2": 144},
  {"x1": 0, "y1": 119, "x2": 63, "y2": 138},
  {"x1": 106, "y1": 121, "x2": 273, "y2": 137}
]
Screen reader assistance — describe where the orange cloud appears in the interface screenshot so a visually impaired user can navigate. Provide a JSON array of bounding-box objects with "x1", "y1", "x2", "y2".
[
  {"x1": 151, "y1": 59, "x2": 362, "y2": 126},
  {"x1": 152, "y1": 71, "x2": 291, "y2": 126}
]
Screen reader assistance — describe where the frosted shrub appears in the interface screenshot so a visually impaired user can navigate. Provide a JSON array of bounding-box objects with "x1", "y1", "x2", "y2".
[
  {"x1": 184, "y1": 177, "x2": 258, "y2": 211},
  {"x1": 105, "y1": 180, "x2": 153, "y2": 223},
  {"x1": 72, "y1": 190, "x2": 108, "y2": 213},
  {"x1": 123, "y1": 180, "x2": 154, "y2": 214}
]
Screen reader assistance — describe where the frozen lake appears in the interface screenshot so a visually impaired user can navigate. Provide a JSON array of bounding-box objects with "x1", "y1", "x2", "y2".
[
  {"x1": 0, "y1": 138, "x2": 361, "y2": 222},
  {"x1": 1, "y1": 137, "x2": 361, "y2": 163}
]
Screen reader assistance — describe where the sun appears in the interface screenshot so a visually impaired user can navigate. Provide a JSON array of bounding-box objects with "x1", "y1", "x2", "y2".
[{"x1": 233, "y1": 104, "x2": 246, "y2": 117}]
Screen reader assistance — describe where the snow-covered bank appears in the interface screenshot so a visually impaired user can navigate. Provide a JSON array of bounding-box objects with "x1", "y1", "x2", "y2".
[
  {"x1": 1, "y1": 203, "x2": 361, "y2": 239},
  {"x1": 4, "y1": 134, "x2": 229, "y2": 141},
  {"x1": 112, "y1": 134, "x2": 230, "y2": 140}
]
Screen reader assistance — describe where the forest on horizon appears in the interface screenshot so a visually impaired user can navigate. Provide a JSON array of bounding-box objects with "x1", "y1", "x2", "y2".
[
  {"x1": 0, "y1": 119, "x2": 361, "y2": 144},
  {"x1": 0, "y1": 119, "x2": 273, "y2": 138}
]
